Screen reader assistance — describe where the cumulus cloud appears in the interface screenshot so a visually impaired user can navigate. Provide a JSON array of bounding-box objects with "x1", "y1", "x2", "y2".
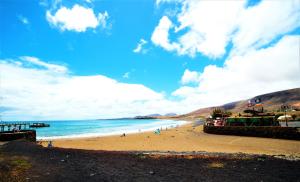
[
  {"x1": 232, "y1": 0, "x2": 300, "y2": 55},
  {"x1": 180, "y1": 69, "x2": 201, "y2": 85},
  {"x1": 173, "y1": 35, "x2": 300, "y2": 107},
  {"x1": 151, "y1": 0, "x2": 300, "y2": 58},
  {"x1": 2, "y1": 0, "x2": 299, "y2": 120},
  {"x1": 46, "y1": 4, "x2": 109, "y2": 32},
  {"x1": 2, "y1": 34, "x2": 298, "y2": 121},
  {"x1": 151, "y1": 16, "x2": 180, "y2": 52},
  {"x1": 0, "y1": 57, "x2": 192, "y2": 120},
  {"x1": 176, "y1": 0, "x2": 244, "y2": 58},
  {"x1": 133, "y1": 39, "x2": 148, "y2": 53},
  {"x1": 151, "y1": 0, "x2": 299, "y2": 110},
  {"x1": 152, "y1": 0, "x2": 244, "y2": 57}
]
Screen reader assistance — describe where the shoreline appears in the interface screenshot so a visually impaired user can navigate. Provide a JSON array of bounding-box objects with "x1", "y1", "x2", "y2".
[
  {"x1": 37, "y1": 119, "x2": 191, "y2": 141},
  {"x1": 39, "y1": 121, "x2": 300, "y2": 157}
]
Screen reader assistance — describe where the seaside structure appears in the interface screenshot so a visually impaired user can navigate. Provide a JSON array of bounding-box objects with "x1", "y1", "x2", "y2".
[
  {"x1": 0, "y1": 122, "x2": 36, "y2": 142},
  {"x1": 29, "y1": 122, "x2": 50, "y2": 128},
  {"x1": 204, "y1": 100, "x2": 300, "y2": 140},
  {"x1": 0, "y1": 122, "x2": 30, "y2": 132},
  {"x1": 0, "y1": 130, "x2": 36, "y2": 142}
]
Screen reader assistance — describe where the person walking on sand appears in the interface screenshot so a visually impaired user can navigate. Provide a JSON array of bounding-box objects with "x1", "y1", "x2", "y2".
[{"x1": 48, "y1": 141, "x2": 53, "y2": 147}]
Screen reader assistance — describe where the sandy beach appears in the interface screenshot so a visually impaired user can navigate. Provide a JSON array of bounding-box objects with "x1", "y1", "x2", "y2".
[{"x1": 41, "y1": 123, "x2": 300, "y2": 156}]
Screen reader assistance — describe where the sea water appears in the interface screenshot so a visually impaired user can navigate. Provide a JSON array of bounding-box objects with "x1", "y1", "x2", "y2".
[{"x1": 22, "y1": 119, "x2": 188, "y2": 140}]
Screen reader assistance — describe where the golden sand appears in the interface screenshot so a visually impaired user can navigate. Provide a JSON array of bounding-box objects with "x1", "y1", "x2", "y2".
[{"x1": 41, "y1": 123, "x2": 300, "y2": 156}]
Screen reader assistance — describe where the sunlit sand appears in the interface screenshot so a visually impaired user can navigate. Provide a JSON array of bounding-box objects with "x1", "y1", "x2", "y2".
[{"x1": 42, "y1": 123, "x2": 300, "y2": 156}]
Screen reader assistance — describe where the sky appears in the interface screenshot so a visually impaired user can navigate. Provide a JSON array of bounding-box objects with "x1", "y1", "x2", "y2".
[{"x1": 0, "y1": 0, "x2": 299, "y2": 121}]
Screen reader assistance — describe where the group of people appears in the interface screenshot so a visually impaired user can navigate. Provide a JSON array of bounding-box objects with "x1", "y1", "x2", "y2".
[
  {"x1": 119, "y1": 126, "x2": 171, "y2": 137},
  {"x1": 154, "y1": 129, "x2": 161, "y2": 135}
]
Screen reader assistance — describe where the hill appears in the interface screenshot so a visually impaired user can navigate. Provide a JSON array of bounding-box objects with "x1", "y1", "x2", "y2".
[{"x1": 160, "y1": 88, "x2": 300, "y2": 120}]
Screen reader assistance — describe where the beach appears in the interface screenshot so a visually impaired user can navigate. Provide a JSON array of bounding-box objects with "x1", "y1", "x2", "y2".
[{"x1": 41, "y1": 122, "x2": 300, "y2": 156}]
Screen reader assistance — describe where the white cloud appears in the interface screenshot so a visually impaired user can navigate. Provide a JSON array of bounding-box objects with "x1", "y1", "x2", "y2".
[
  {"x1": 152, "y1": 1, "x2": 244, "y2": 58},
  {"x1": 232, "y1": 0, "x2": 300, "y2": 55},
  {"x1": 46, "y1": 4, "x2": 109, "y2": 32},
  {"x1": 97, "y1": 11, "x2": 109, "y2": 29},
  {"x1": 156, "y1": 0, "x2": 183, "y2": 6},
  {"x1": 176, "y1": 0, "x2": 244, "y2": 58},
  {"x1": 172, "y1": 86, "x2": 197, "y2": 98},
  {"x1": 123, "y1": 72, "x2": 130, "y2": 79},
  {"x1": 0, "y1": 57, "x2": 191, "y2": 120},
  {"x1": 133, "y1": 39, "x2": 148, "y2": 53},
  {"x1": 151, "y1": 16, "x2": 180, "y2": 52},
  {"x1": 151, "y1": 0, "x2": 300, "y2": 58},
  {"x1": 180, "y1": 69, "x2": 201, "y2": 85},
  {"x1": 18, "y1": 15, "x2": 29, "y2": 25},
  {"x1": 173, "y1": 35, "x2": 300, "y2": 108},
  {"x1": 2, "y1": 34, "x2": 298, "y2": 121},
  {"x1": 152, "y1": 0, "x2": 300, "y2": 112},
  {"x1": 2, "y1": 1, "x2": 299, "y2": 120},
  {"x1": 20, "y1": 56, "x2": 68, "y2": 74}
]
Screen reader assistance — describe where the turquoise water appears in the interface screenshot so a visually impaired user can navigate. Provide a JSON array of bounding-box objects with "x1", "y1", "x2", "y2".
[{"x1": 20, "y1": 119, "x2": 187, "y2": 140}]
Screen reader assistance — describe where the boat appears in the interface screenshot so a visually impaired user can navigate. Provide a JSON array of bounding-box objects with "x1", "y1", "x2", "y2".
[{"x1": 29, "y1": 123, "x2": 50, "y2": 128}]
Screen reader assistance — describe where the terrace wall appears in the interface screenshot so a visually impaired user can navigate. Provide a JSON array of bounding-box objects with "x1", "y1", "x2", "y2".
[
  {"x1": 0, "y1": 130, "x2": 36, "y2": 142},
  {"x1": 203, "y1": 125, "x2": 300, "y2": 140}
]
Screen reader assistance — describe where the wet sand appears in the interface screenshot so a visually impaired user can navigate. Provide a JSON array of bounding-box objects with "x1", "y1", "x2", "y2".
[{"x1": 41, "y1": 123, "x2": 300, "y2": 156}]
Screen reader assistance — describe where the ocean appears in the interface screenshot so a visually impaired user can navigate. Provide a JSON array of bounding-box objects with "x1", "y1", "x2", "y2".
[{"x1": 22, "y1": 119, "x2": 188, "y2": 140}]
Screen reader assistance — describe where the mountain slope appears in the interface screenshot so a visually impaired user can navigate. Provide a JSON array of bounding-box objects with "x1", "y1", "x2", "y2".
[{"x1": 168, "y1": 88, "x2": 300, "y2": 120}]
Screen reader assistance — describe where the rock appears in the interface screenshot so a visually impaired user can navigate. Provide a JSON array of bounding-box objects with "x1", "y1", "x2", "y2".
[{"x1": 149, "y1": 170, "x2": 155, "y2": 175}]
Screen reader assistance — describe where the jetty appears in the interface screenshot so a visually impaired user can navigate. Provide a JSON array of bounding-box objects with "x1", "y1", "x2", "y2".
[
  {"x1": 0, "y1": 122, "x2": 30, "y2": 132},
  {"x1": 30, "y1": 122, "x2": 50, "y2": 128}
]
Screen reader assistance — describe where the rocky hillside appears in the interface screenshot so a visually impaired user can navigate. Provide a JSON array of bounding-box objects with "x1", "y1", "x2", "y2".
[{"x1": 161, "y1": 88, "x2": 300, "y2": 120}]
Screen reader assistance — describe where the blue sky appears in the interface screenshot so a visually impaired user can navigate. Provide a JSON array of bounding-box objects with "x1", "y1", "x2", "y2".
[
  {"x1": 1, "y1": 0, "x2": 214, "y2": 93},
  {"x1": 0, "y1": 0, "x2": 299, "y2": 120}
]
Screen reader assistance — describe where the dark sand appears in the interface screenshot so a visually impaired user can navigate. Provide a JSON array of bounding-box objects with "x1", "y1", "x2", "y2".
[{"x1": 1, "y1": 141, "x2": 300, "y2": 182}]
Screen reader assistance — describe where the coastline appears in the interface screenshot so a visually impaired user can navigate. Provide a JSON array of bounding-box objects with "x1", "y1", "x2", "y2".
[
  {"x1": 39, "y1": 121, "x2": 300, "y2": 157},
  {"x1": 36, "y1": 119, "x2": 190, "y2": 140}
]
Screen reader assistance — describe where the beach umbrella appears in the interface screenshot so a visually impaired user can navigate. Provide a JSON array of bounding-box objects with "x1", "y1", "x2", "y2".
[{"x1": 277, "y1": 115, "x2": 292, "y2": 121}]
